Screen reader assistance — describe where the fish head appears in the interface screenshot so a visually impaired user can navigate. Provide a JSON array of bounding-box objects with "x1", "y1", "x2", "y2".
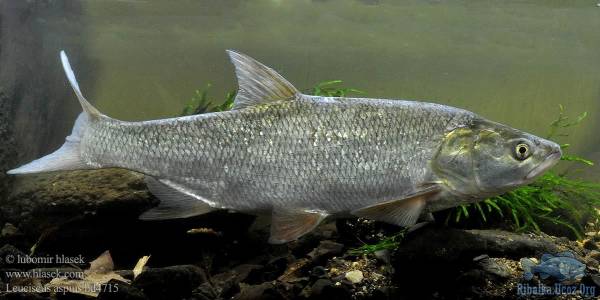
[{"x1": 432, "y1": 118, "x2": 561, "y2": 198}]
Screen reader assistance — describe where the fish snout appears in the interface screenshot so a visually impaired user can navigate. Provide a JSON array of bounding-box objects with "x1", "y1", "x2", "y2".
[{"x1": 524, "y1": 140, "x2": 562, "y2": 180}]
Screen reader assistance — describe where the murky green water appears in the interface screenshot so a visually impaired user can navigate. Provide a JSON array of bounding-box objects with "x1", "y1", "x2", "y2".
[{"x1": 48, "y1": 0, "x2": 600, "y2": 177}]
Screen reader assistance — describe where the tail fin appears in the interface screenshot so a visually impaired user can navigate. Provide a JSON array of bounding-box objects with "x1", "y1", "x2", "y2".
[{"x1": 7, "y1": 51, "x2": 102, "y2": 175}]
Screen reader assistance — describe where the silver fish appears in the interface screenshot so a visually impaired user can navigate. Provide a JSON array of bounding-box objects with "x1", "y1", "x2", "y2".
[{"x1": 8, "y1": 50, "x2": 562, "y2": 243}]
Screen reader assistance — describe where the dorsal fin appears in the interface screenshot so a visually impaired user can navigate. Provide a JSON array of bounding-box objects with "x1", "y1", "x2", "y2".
[{"x1": 226, "y1": 50, "x2": 299, "y2": 110}]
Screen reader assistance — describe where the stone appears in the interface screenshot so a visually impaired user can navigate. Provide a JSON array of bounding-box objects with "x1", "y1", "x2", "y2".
[
  {"x1": 394, "y1": 228, "x2": 560, "y2": 263},
  {"x1": 374, "y1": 249, "x2": 391, "y2": 264},
  {"x1": 345, "y1": 270, "x2": 364, "y2": 284},
  {"x1": 474, "y1": 255, "x2": 511, "y2": 279},
  {"x1": 583, "y1": 239, "x2": 599, "y2": 251},
  {"x1": 1, "y1": 223, "x2": 19, "y2": 238},
  {"x1": 311, "y1": 278, "x2": 333, "y2": 296},
  {"x1": 591, "y1": 274, "x2": 600, "y2": 287},
  {"x1": 98, "y1": 280, "x2": 148, "y2": 300},
  {"x1": 133, "y1": 265, "x2": 206, "y2": 300},
  {"x1": 307, "y1": 240, "x2": 344, "y2": 264},
  {"x1": 0, "y1": 244, "x2": 28, "y2": 269},
  {"x1": 234, "y1": 282, "x2": 284, "y2": 300},
  {"x1": 588, "y1": 250, "x2": 600, "y2": 261},
  {"x1": 584, "y1": 257, "x2": 600, "y2": 269},
  {"x1": 310, "y1": 266, "x2": 327, "y2": 279}
]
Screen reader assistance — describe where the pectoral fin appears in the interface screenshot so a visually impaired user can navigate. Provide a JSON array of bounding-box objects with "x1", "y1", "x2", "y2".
[
  {"x1": 351, "y1": 187, "x2": 441, "y2": 227},
  {"x1": 269, "y1": 208, "x2": 327, "y2": 244},
  {"x1": 140, "y1": 177, "x2": 214, "y2": 220}
]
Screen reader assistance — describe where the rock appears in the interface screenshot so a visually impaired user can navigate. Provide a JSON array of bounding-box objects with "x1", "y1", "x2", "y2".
[
  {"x1": 321, "y1": 281, "x2": 352, "y2": 299},
  {"x1": 0, "y1": 244, "x2": 28, "y2": 269},
  {"x1": 473, "y1": 255, "x2": 511, "y2": 279},
  {"x1": 234, "y1": 282, "x2": 284, "y2": 300},
  {"x1": 98, "y1": 280, "x2": 148, "y2": 300},
  {"x1": 394, "y1": 227, "x2": 560, "y2": 263},
  {"x1": 221, "y1": 263, "x2": 263, "y2": 284},
  {"x1": 591, "y1": 274, "x2": 600, "y2": 287},
  {"x1": 311, "y1": 278, "x2": 334, "y2": 296},
  {"x1": 584, "y1": 257, "x2": 600, "y2": 269},
  {"x1": 344, "y1": 270, "x2": 364, "y2": 284},
  {"x1": 310, "y1": 266, "x2": 327, "y2": 279},
  {"x1": 374, "y1": 249, "x2": 391, "y2": 264},
  {"x1": 133, "y1": 265, "x2": 206, "y2": 300},
  {"x1": 456, "y1": 269, "x2": 487, "y2": 286},
  {"x1": 0, "y1": 293, "x2": 48, "y2": 300},
  {"x1": 580, "y1": 274, "x2": 600, "y2": 297},
  {"x1": 589, "y1": 250, "x2": 600, "y2": 261},
  {"x1": 583, "y1": 239, "x2": 599, "y2": 250},
  {"x1": 193, "y1": 282, "x2": 221, "y2": 300},
  {"x1": 1, "y1": 223, "x2": 19, "y2": 238},
  {"x1": 307, "y1": 240, "x2": 344, "y2": 264},
  {"x1": 259, "y1": 256, "x2": 290, "y2": 282},
  {"x1": 202, "y1": 264, "x2": 264, "y2": 298}
]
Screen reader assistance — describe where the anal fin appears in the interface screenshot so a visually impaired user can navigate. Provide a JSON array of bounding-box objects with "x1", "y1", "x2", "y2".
[
  {"x1": 140, "y1": 177, "x2": 214, "y2": 220},
  {"x1": 351, "y1": 187, "x2": 440, "y2": 227},
  {"x1": 269, "y1": 208, "x2": 327, "y2": 244}
]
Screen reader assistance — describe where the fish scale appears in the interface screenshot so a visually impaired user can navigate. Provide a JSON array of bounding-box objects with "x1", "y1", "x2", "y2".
[{"x1": 82, "y1": 97, "x2": 472, "y2": 213}]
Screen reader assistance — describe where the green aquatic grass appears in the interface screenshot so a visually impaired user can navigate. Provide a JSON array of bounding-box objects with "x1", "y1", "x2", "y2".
[
  {"x1": 181, "y1": 83, "x2": 235, "y2": 116},
  {"x1": 348, "y1": 230, "x2": 406, "y2": 256},
  {"x1": 304, "y1": 80, "x2": 364, "y2": 97}
]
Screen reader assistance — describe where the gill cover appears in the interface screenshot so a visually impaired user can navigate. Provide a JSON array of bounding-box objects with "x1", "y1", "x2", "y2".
[{"x1": 431, "y1": 119, "x2": 561, "y2": 197}]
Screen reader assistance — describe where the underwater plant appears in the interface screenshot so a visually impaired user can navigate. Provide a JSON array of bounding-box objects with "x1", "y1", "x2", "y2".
[
  {"x1": 348, "y1": 230, "x2": 406, "y2": 255},
  {"x1": 304, "y1": 80, "x2": 364, "y2": 97},
  {"x1": 181, "y1": 83, "x2": 235, "y2": 116}
]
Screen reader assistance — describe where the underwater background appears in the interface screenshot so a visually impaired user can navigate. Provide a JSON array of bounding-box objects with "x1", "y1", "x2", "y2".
[
  {"x1": 1, "y1": 0, "x2": 600, "y2": 299},
  {"x1": 4, "y1": 0, "x2": 600, "y2": 178}
]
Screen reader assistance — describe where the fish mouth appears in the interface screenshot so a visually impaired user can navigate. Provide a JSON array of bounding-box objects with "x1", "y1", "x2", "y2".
[{"x1": 525, "y1": 151, "x2": 562, "y2": 180}]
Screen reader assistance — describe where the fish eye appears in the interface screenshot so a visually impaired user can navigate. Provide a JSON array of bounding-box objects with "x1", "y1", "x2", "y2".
[{"x1": 514, "y1": 143, "x2": 530, "y2": 160}]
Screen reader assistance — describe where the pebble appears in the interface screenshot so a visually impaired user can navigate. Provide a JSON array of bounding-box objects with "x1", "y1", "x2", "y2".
[
  {"x1": 1, "y1": 223, "x2": 19, "y2": 237},
  {"x1": 474, "y1": 255, "x2": 511, "y2": 279},
  {"x1": 307, "y1": 240, "x2": 344, "y2": 263},
  {"x1": 345, "y1": 270, "x2": 364, "y2": 284},
  {"x1": 374, "y1": 250, "x2": 391, "y2": 264},
  {"x1": 584, "y1": 257, "x2": 600, "y2": 269},
  {"x1": 583, "y1": 239, "x2": 599, "y2": 251},
  {"x1": 589, "y1": 250, "x2": 600, "y2": 261}
]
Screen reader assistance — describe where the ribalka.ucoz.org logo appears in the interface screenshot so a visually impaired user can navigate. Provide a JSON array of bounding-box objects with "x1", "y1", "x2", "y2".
[{"x1": 518, "y1": 251, "x2": 596, "y2": 298}]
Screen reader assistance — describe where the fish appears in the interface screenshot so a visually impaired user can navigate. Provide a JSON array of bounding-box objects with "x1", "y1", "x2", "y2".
[
  {"x1": 520, "y1": 251, "x2": 586, "y2": 282},
  {"x1": 7, "y1": 50, "x2": 562, "y2": 244}
]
